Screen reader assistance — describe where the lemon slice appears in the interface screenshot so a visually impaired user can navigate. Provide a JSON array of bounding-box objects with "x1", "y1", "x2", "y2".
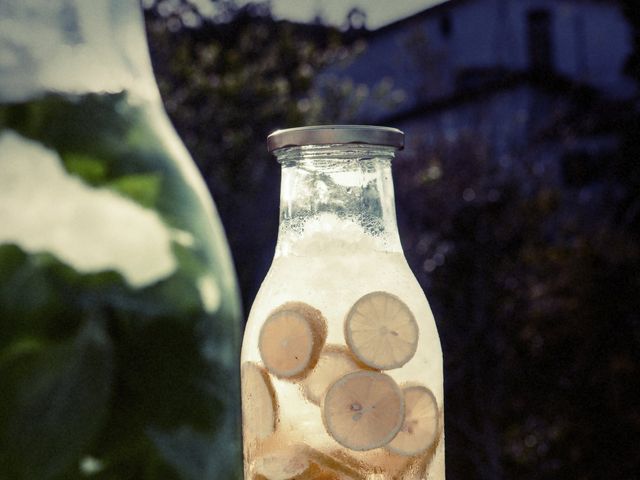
[
  {"x1": 322, "y1": 371, "x2": 404, "y2": 451},
  {"x1": 252, "y1": 447, "x2": 310, "y2": 480},
  {"x1": 259, "y1": 302, "x2": 327, "y2": 379},
  {"x1": 242, "y1": 362, "x2": 278, "y2": 442},
  {"x1": 344, "y1": 292, "x2": 419, "y2": 370},
  {"x1": 301, "y1": 345, "x2": 367, "y2": 405},
  {"x1": 387, "y1": 385, "x2": 439, "y2": 456},
  {"x1": 394, "y1": 417, "x2": 444, "y2": 479},
  {"x1": 252, "y1": 446, "x2": 362, "y2": 480}
]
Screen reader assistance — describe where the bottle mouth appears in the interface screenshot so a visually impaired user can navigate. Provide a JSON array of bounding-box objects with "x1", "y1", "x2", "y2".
[{"x1": 267, "y1": 125, "x2": 405, "y2": 153}]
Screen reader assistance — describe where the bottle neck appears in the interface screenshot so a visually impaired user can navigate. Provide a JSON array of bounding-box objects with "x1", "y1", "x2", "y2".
[
  {"x1": 0, "y1": 0, "x2": 159, "y2": 103},
  {"x1": 274, "y1": 144, "x2": 402, "y2": 257}
]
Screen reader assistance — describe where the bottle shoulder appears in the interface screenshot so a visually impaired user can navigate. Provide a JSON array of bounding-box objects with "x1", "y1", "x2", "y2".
[{"x1": 244, "y1": 251, "x2": 435, "y2": 336}]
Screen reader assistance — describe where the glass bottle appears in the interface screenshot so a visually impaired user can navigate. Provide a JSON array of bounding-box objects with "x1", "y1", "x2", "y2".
[
  {"x1": 0, "y1": 1, "x2": 242, "y2": 479},
  {"x1": 241, "y1": 126, "x2": 445, "y2": 480}
]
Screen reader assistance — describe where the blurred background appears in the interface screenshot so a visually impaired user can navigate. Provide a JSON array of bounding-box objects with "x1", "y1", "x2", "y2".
[{"x1": 142, "y1": 0, "x2": 639, "y2": 478}]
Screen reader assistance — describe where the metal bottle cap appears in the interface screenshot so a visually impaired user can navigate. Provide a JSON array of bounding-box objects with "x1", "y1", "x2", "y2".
[{"x1": 267, "y1": 125, "x2": 405, "y2": 152}]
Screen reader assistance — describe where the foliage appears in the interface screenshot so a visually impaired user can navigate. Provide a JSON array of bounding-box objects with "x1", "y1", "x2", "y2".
[
  {"x1": 0, "y1": 93, "x2": 240, "y2": 479},
  {"x1": 144, "y1": 0, "x2": 396, "y2": 306},
  {"x1": 618, "y1": 0, "x2": 640, "y2": 236},
  {"x1": 393, "y1": 3, "x2": 640, "y2": 475},
  {"x1": 394, "y1": 128, "x2": 640, "y2": 479}
]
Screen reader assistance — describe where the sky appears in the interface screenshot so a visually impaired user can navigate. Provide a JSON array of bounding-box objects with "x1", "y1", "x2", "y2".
[
  {"x1": 264, "y1": 0, "x2": 445, "y2": 29},
  {"x1": 190, "y1": 0, "x2": 446, "y2": 29}
]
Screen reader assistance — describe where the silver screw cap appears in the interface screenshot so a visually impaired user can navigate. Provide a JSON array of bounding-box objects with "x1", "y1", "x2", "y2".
[{"x1": 267, "y1": 125, "x2": 404, "y2": 152}]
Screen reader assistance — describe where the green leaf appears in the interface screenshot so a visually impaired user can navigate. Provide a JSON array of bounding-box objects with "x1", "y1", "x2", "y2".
[
  {"x1": 62, "y1": 153, "x2": 107, "y2": 185},
  {"x1": 107, "y1": 172, "x2": 162, "y2": 208},
  {"x1": 0, "y1": 245, "x2": 72, "y2": 346},
  {"x1": 0, "y1": 319, "x2": 114, "y2": 479},
  {"x1": 115, "y1": 316, "x2": 222, "y2": 432}
]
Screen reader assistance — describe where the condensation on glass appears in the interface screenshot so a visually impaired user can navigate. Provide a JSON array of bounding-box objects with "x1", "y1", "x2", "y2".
[{"x1": 241, "y1": 126, "x2": 445, "y2": 480}]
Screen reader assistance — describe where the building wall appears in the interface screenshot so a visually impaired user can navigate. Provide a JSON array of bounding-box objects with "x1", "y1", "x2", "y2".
[
  {"x1": 500, "y1": 0, "x2": 633, "y2": 95},
  {"x1": 394, "y1": 85, "x2": 559, "y2": 164},
  {"x1": 392, "y1": 83, "x2": 614, "y2": 186},
  {"x1": 333, "y1": 0, "x2": 634, "y2": 122}
]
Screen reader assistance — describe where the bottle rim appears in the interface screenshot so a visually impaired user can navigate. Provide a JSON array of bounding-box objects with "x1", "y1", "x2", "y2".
[{"x1": 267, "y1": 125, "x2": 404, "y2": 153}]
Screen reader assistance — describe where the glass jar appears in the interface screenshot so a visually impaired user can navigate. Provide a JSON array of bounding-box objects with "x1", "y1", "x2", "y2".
[
  {"x1": 0, "y1": 1, "x2": 242, "y2": 479},
  {"x1": 241, "y1": 126, "x2": 445, "y2": 480}
]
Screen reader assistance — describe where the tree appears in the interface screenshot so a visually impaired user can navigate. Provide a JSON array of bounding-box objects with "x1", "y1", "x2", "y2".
[
  {"x1": 144, "y1": 0, "x2": 374, "y2": 307},
  {"x1": 618, "y1": 0, "x2": 640, "y2": 235},
  {"x1": 393, "y1": 18, "x2": 640, "y2": 480},
  {"x1": 145, "y1": 1, "x2": 640, "y2": 477},
  {"x1": 394, "y1": 115, "x2": 639, "y2": 479}
]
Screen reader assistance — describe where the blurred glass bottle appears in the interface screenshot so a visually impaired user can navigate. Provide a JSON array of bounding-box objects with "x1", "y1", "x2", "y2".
[
  {"x1": 241, "y1": 126, "x2": 444, "y2": 479},
  {"x1": 0, "y1": 1, "x2": 242, "y2": 479}
]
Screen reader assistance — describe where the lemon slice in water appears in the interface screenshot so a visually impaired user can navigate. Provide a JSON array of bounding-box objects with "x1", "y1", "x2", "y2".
[
  {"x1": 344, "y1": 292, "x2": 419, "y2": 370},
  {"x1": 259, "y1": 302, "x2": 327, "y2": 379},
  {"x1": 253, "y1": 447, "x2": 310, "y2": 480},
  {"x1": 387, "y1": 385, "x2": 439, "y2": 456},
  {"x1": 242, "y1": 362, "x2": 278, "y2": 442},
  {"x1": 301, "y1": 345, "x2": 367, "y2": 405},
  {"x1": 322, "y1": 371, "x2": 404, "y2": 451}
]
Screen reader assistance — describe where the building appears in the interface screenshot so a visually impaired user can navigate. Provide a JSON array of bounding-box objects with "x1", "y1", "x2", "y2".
[{"x1": 330, "y1": 0, "x2": 635, "y2": 184}]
